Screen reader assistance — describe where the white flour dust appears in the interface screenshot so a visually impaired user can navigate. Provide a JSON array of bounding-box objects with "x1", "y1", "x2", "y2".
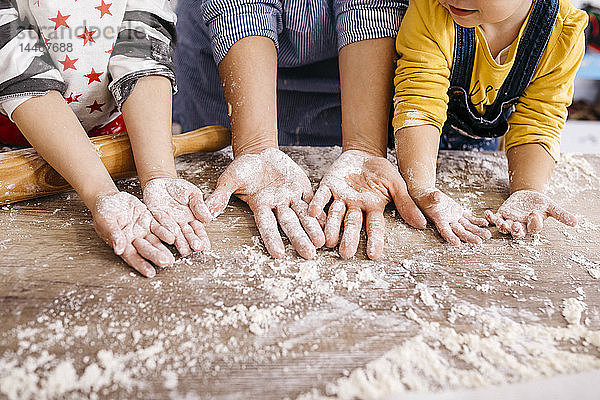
[
  {"x1": 1, "y1": 150, "x2": 600, "y2": 399},
  {"x1": 298, "y1": 303, "x2": 600, "y2": 400},
  {"x1": 562, "y1": 298, "x2": 588, "y2": 326}
]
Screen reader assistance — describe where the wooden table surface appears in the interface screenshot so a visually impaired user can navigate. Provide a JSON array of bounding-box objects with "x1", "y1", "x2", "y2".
[{"x1": 1, "y1": 147, "x2": 599, "y2": 400}]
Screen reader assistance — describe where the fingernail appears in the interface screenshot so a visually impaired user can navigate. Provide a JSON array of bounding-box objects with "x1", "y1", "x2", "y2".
[
  {"x1": 366, "y1": 247, "x2": 376, "y2": 260},
  {"x1": 304, "y1": 247, "x2": 316, "y2": 260},
  {"x1": 338, "y1": 246, "x2": 350, "y2": 259},
  {"x1": 272, "y1": 247, "x2": 285, "y2": 259}
]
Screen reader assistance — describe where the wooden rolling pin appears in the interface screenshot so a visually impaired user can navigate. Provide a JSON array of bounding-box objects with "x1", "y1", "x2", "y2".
[{"x1": 0, "y1": 125, "x2": 231, "y2": 205}]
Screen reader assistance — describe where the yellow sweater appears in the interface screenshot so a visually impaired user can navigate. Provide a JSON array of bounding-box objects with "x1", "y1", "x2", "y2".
[{"x1": 393, "y1": 0, "x2": 587, "y2": 160}]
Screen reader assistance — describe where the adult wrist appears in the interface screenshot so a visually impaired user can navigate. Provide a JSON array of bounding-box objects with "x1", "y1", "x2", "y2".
[
  {"x1": 233, "y1": 133, "x2": 278, "y2": 158},
  {"x1": 342, "y1": 143, "x2": 386, "y2": 158},
  {"x1": 342, "y1": 137, "x2": 387, "y2": 158}
]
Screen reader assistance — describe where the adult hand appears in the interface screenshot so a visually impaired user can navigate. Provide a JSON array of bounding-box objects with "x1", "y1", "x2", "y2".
[
  {"x1": 308, "y1": 150, "x2": 426, "y2": 260},
  {"x1": 414, "y1": 189, "x2": 491, "y2": 245},
  {"x1": 92, "y1": 191, "x2": 175, "y2": 277},
  {"x1": 485, "y1": 190, "x2": 577, "y2": 239},
  {"x1": 205, "y1": 148, "x2": 325, "y2": 259},
  {"x1": 143, "y1": 178, "x2": 212, "y2": 256}
]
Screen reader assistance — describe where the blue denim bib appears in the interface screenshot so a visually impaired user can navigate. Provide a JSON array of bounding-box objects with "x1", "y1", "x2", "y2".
[{"x1": 440, "y1": 0, "x2": 559, "y2": 150}]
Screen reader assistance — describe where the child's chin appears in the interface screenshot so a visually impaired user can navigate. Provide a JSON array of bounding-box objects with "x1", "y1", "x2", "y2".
[{"x1": 450, "y1": 17, "x2": 479, "y2": 29}]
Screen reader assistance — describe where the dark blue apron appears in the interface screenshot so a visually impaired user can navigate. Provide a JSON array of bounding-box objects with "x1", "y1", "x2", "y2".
[{"x1": 440, "y1": 0, "x2": 560, "y2": 151}]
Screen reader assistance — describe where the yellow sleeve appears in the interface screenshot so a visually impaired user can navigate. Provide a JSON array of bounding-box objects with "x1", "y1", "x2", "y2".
[
  {"x1": 392, "y1": 0, "x2": 454, "y2": 134},
  {"x1": 505, "y1": 6, "x2": 587, "y2": 161}
]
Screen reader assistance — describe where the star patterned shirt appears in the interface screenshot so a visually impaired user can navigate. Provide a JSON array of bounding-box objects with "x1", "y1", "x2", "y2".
[{"x1": 0, "y1": 0, "x2": 176, "y2": 132}]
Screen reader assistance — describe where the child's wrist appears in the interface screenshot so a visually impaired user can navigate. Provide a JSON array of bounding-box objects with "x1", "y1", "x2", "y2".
[
  {"x1": 84, "y1": 185, "x2": 120, "y2": 212},
  {"x1": 139, "y1": 170, "x2": 179, "y2": 190},
  {"x1": 408, "y1": 185, "x2": 437, "y2": 200},
  {"x1": 509, "y1": 183, "x2": 546, "y2": 194}
]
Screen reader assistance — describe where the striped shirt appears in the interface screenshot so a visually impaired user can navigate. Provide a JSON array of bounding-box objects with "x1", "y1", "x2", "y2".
[
  {"x1": 0, "y1": 0, "x2": 177, "y2": 132},
  {"x1": 201, "y1": 0, "x2": 408, "y2": 66},
  {"x1": 173, "y1": 0, "x2": 408, "y2": 145}
]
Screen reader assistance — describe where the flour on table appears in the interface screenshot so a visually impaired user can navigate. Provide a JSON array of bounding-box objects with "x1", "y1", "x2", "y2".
[
  {"x1": 298, "y1": 303, "x2": 600, "y2": 400},
  {"x1": 562, "y1": 298, "x2": 587, "y2": 326},
  {"x1": 1, "y1": 150, "x2": 600, "y2": 400},
  {"x1": 415, "y1": 283, "x2": 438, "y2": 309}
]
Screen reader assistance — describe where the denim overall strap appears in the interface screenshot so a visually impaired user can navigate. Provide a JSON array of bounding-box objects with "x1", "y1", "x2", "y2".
[
  {"x1": 483, "y1": 0, "x2": 560, "y2": 120},
  {"x1": 449, "y1": 25, "x2": 476, "y2": 89},
  {"x1": 442, "y1": 23, "x2": 495, "y2": 146},
  {"x1": 443, "y1": 0, "x2": 560, "y2": 142}
]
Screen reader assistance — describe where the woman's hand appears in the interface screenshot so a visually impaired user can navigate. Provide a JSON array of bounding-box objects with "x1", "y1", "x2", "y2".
[
  {"x1": 414, "y1": 189, "x2": 491, "y2": 245},
  {"x1": 92, "y1": 191, "x2": 175, "y2": 278},
  {"x1": 205, "y1": 148, "x2": 325, "y2": 259},
  {"x1": 143, "y1": 178, "x2": 212, "y2": 256},
  {"x1": 485, "y1": 190, "x2": 577, "y2": 238},
  {"x1": 308, "y1": 150, "x2": 426, "y2": 260}
]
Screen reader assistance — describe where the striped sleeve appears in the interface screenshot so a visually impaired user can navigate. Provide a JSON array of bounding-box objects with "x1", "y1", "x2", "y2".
[
  {"x1": 108, "y1": 0, "x2": 178, "y2": 109},
  {"x1": 0, "y1": 0, "x2": 65, "y2": 120},
  {"x1": 201, "y1": 0, "x2": 283, "y2": 65},
  {"x1": 334, "y1": 0, "x2": 408, "y2": 50}
]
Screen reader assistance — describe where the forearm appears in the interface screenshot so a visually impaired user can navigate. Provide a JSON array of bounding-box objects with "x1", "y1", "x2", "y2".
[
  {"x1": 218, "y1": 36, "x2": 278, "y2": 157},
  {"x1": 506, "y1": 143, "x2": 555, "y2": 193},
  {"x1": 12, "y1": 91, "x2": 118, "y2": 210},
  {"x1": 120, "y1": 75, "x2": 177, "y2": 188},
  {"x1": 339, "y1": 38, "x2": 395, "y2": 158},
  {"x1": 394, "y1": 125, "x2": 440, "y2": 196}
]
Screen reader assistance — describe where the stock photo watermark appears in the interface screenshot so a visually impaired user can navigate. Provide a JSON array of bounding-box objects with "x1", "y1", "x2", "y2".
[{"x1": 15, "y1": 22, "x2": 149, "y2": 52}]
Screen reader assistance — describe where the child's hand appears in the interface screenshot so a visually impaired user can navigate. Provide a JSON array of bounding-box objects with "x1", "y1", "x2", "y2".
[
  {"x1": 485, "y1": 190, "x2": 577, "y2": 239},
  {"x1": 143, "y1": 178, "x2": 212, "y2": 256},
  {"x1": 414, "y1": 189, "x2": 491, "y2": 245},
  {"x1": 92, "y1": 192, "x2": 175, "y2": 278},
  {"x1": 205, "y1": 148, "x2": 325, "y2": 259},
  {"x1": 308, "y1": 150, "x2": 426, "y2": 260}
]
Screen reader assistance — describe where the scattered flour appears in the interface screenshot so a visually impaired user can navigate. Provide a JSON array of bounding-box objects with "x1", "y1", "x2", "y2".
[
  {"x1": 562, "y1": 298, "x2": 588, "y2": 326},
  {"x1": 298, "y1": 303, "x2": 600, "y2": 400},
  {"x1": 1, "y1": 150, "x2": 600, "y2": 400},
  {"x1": 569, "y1": 253, "x2": 600, "y2": 280},
  {"x1": 201, "y1": 304, "x2": 285, "y2": 336},
  {"x1": 415, "y1": 283, "x2": 438, "y2": 309},
  {"x1": 588, "y1": 268, "x2": 600, "y2": 279}
]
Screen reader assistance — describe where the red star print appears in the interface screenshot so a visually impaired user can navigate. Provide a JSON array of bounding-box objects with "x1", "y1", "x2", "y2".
[
  {"x1": 64, "y1": 93, "x2": 82, "y2": 104},
  {"x1": 49, "y1": 11, "x2": 70, "y2": 30},
  {"x1": 84, "y1": 68, "x2": 104, "y2": 85},
  {"x1": 105, "y1": 43, "x2": 114, "y2": 54},
  {"x1": 87, "y1": 100, "x2": 105, "y2": 113},
  {"x1": 58, "y1": 55, "x2": 78, "y2": 71},
  {"x1": 109, "y1": 106, "x2": 119, "y2": 115},
  {"x1": 41, "y1": 33, "x2": 50, "y2": 45},
  {"x1": 77, "y1": 27, "x2": 97, "y2": 46},
  {"x1": 95, "y1": 1, "x2": 113, "y2": 18}
]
